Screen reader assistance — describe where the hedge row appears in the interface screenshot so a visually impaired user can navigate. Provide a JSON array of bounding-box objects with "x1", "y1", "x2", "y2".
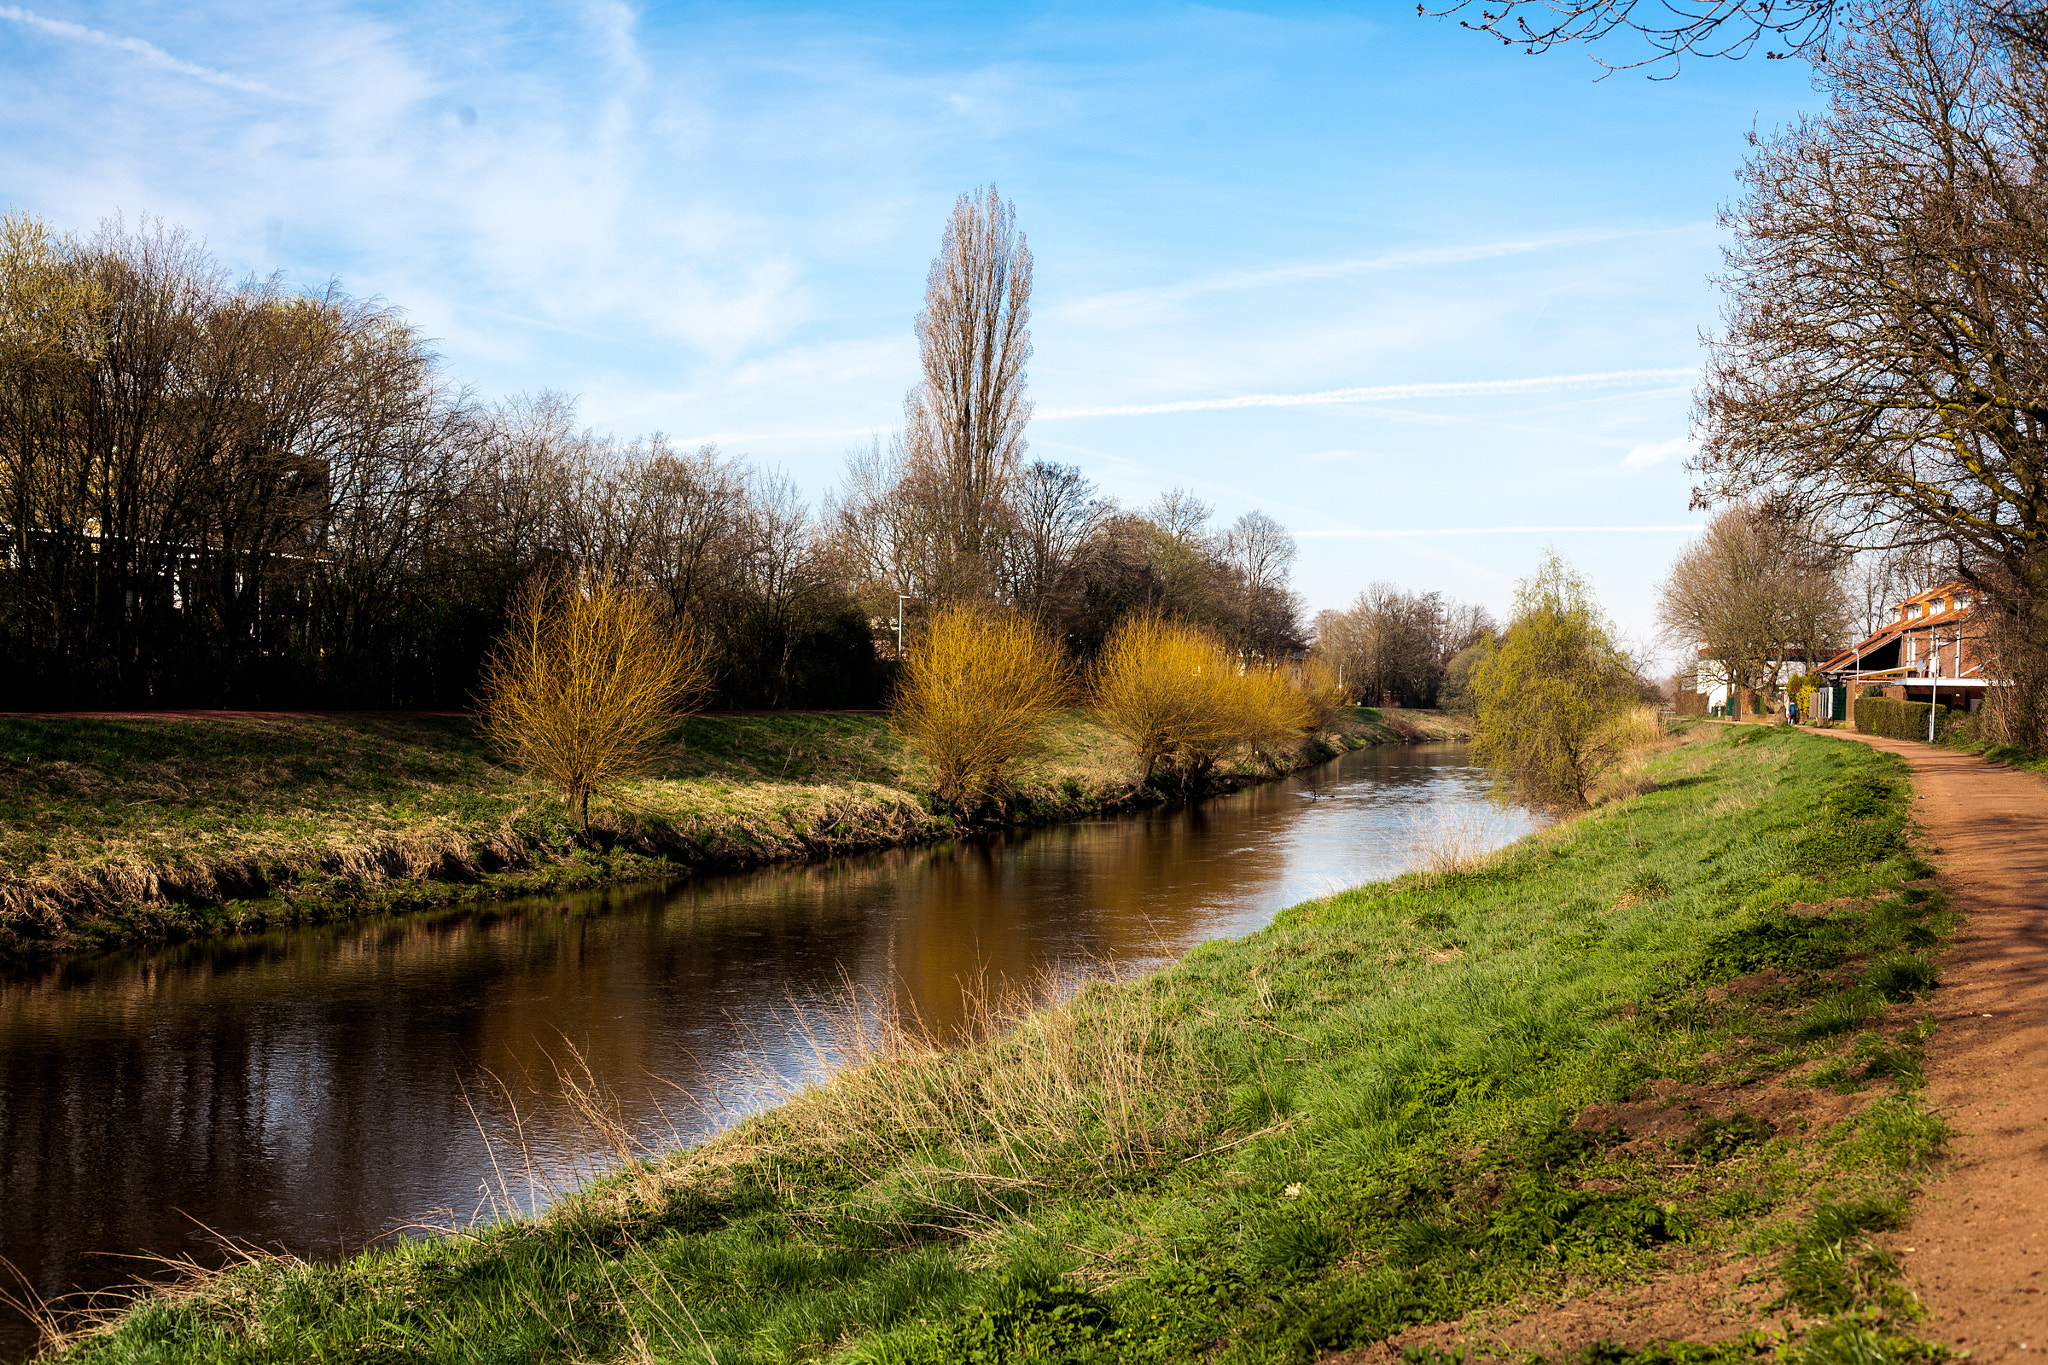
[{"x1": 1855, "y1": 696, "x2": 1948, "y2": 741}]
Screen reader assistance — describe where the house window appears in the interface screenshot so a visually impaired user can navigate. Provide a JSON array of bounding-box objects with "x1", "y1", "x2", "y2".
[
  {"x1": 1931, "y1": 599, "x2": 1946, "y2": 614},
  {"x1": 1907, "y1": 603, "x2": 1922, "y2": 619}
]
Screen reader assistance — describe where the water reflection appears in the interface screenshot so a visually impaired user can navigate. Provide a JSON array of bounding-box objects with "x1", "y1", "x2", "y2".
[{"x1": 0, "y1": 741, "x2": 1532, "y2": 1360}]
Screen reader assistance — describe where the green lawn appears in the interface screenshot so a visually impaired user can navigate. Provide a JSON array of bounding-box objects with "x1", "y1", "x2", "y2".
[{"x1": 55, "y1": 723, "x2": 1953, "y2": 1364}]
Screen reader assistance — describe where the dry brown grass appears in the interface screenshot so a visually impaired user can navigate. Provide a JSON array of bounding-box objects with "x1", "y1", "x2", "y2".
[
  {"x1": 552, "y1": 965, "x2": 1223, "y2": 1241},
  {"x1": 1408, "y1": 806, "x2": 1506, "y2": 884},
  {"x1": 1590, "y1": 707, "x2": 1684, "y2": 805},
  {"x1": 480, "y1": 569, "x2": 713, "y2": 828},
  {"x1": 891, "y1": 604, "x2": 1073, "y2": 809}
]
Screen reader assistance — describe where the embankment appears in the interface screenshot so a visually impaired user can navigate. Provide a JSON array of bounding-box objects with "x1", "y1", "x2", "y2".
[
  {"x1": 0, "y1": 706, "x2": 1458, "y2": 963},
  {"x1": 46, "y1": 723, "x2": 1961, "y2": 1364}
]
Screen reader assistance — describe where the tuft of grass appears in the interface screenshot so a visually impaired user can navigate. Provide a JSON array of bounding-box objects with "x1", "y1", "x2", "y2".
[{"x1": 1779, "y1": 1197, "x2": 1907, "y2": 1315}]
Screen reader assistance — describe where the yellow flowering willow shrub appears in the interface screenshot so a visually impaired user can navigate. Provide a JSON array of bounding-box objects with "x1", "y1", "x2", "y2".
[
  {"x1": 479, "y1": 570, "x2": 711, "y2": 828},
  {"x1": 1090, "y1": 613, "x2": 1311, "y2": 788},
  {"x1": 892, "y1": 604, "x2": 1072, "y2": 810}
]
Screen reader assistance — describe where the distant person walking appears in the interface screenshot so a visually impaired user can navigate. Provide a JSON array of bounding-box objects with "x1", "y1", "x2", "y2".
[{"x1": 1787, "y1": 698, "x2": 1800, "y2": 726}]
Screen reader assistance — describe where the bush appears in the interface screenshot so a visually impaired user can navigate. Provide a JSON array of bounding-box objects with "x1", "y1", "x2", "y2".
[
  {"x1": 1291, "y1": 657, "x2": 1350, "y2": 729},
  {"x1": 892, "y1": 604, "x2": 1071, "y2": 810},
  {"x1": 1089, "y1": 614, "x2": 1312, "y2": 788},
  {"x1": 1223, "y1": 664, "x2": 1317, "y2": 769},
  {"x1": 479, "y1": 569, "x2": 712, "y2": 828},
  {"x1": 1854, "y1": 698, "x2": 1947, "y2": 742},
  {"x1": 1472, "y1": 552, "x2": 1642, "y2": 806}
]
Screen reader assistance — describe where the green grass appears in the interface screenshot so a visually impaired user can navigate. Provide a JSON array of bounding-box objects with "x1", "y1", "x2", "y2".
[
  {"x1": 0, "y1": 708, "x2": 1409, "y2": 962},
  {"x1": 50, "y1": 723, "x2": 1955, "y2": 1364}
]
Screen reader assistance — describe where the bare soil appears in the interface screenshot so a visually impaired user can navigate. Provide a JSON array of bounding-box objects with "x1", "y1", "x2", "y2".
[
  {"x1": 1832, "y1": 730, "x2": 2048, "y2": 1363},
  {"x1": 1325, "y1": 726, "x2": 2048, "y2": 1362}
]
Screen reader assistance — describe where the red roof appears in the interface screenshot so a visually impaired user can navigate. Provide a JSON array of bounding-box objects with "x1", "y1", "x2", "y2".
[{"x1": 1816, "y1": 579, "x2": 1978, "y2": 674}]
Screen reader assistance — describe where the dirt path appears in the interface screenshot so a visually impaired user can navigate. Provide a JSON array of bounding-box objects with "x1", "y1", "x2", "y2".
[{"x1": 1811, "y1": 728, "x2": 2048, "y2": 1361}]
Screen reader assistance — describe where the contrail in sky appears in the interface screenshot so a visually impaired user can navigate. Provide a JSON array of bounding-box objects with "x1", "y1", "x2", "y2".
[
  {"x1": 678, "y1": 368, "x2": 1699, "y2": 445},
  {"x1": 1036, "y1": 368, "x2": 1697, "y2": 420},
  {"x1": 1053, "y1": 227, "x2": 1710, "y2": 321},
  {"x1": 0, "y1": 5, "x2": 299, "y2": 99}
]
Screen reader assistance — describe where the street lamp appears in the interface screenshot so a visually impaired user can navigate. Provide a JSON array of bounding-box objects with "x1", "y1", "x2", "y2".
[{"x1": 895, "y1": 594, "x2": 916, "y2": 661}]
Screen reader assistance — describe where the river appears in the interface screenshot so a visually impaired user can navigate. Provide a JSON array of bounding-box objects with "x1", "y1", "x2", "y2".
[{"x1": 0, "y1": 740, "x2": 1534, "y2": 1360}]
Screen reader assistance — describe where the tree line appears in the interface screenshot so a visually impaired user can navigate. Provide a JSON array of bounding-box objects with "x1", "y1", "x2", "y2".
[
  {"x1": 0, "y1": 189, "x2": 1509, "y2": 715},
  {"x1": 0, "y1": 214, "x2": 887, "y2": 709}
]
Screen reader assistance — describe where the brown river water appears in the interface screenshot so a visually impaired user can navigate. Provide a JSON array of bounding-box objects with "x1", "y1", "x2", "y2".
[{"x1": 0, "y1": 741, "x2": 1534, "y2": 1359}]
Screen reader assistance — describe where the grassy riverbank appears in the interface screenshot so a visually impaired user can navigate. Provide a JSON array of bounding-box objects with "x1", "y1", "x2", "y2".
[
  {"x1": 47, "y1": 723, "x2": 1955, "y2": 1363},
  {"x1": 0, "y1": 706, "x2": 1456, "y2": 963}
]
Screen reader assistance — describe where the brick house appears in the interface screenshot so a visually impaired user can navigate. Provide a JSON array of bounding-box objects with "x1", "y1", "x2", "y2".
[{"x1": 1814, "y1": 579, "x2": 1990, "y2": 713}]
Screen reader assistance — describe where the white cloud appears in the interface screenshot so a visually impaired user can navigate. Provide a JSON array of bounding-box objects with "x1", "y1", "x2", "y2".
[
  {"x1": 1622, "y1": 436, "x2": 1690, "y2": 469},
  {"x1": 0, "y1": 5, "x2": 300, "y2": 99},
  {"x1": 1038, "y1": 368, "x2": 1695, "y2": 420}
]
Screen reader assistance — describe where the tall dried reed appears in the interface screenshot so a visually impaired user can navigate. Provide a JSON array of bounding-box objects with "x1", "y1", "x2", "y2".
[
  {"x1": 1406, "y1": 803, "x2": 1522, "y2": 886},
  {"x1": 1593, "y1": 705, "x2": 1672, "y2": 804},
  {"x1": 598, "y1": 966, "x2": 1230, "y2": 1247},
  {"x1": 891, "y1": 603, "x2": 1071, "y2": 809}
]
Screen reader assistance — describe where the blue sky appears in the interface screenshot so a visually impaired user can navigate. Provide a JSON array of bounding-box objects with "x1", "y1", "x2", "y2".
[{"x1": 0, "y1": 0, "x2": 1817, "y2": 653}]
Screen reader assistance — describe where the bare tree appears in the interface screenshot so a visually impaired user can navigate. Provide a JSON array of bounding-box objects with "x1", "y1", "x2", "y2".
[
  {"x1": 1314, "y1": 585, "x2": 1492, "y2": 707},
  {"x1": 1691, "y1": 3, "x2": 2048, "y2": 742},
  {"x1": 0, "y1": 211, "x2": 891, "y2": 711},
  {"x1": 1656, "y1": 503, "x2": 1849, "y2": 716},
  {"x1": 1006, "y1": 460, "x2": 1110, "y2": 609},
  {"x1": 1139, "y1": 488, "x2": 1232, "y2": 627},
  {"x1": 1424, "y1": 0, "x2": 1842, "y2": 68},
  {"x1": 825, "y1": 433, "x2": 945, "y2": 620},
  {"x1": 1221, "y1": 510, "x2": 1300, "y2": 657},
  {"x1": 902, "y1": 185, "x2": 1034, "y2": 602},
  {"x1": 1146, "y1": 487, "x2": 1214, "y2": 546},
  {"x1": 1845, "y1": 542, "x2": 1951, "y2": 635}
]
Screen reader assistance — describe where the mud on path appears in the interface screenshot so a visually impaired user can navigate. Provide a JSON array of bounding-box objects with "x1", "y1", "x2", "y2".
[{"x1": 1822, "y1": 729, "x2": 2048, "y2": 1362}]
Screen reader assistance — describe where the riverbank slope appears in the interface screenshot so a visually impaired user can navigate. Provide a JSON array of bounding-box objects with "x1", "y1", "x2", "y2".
[
  {"x1": 0, "y1": 706, "x2": 1459, "y2": 963},
  {"x1": 45, "y1": 722, "x2": 1960, "y2": 1363}
]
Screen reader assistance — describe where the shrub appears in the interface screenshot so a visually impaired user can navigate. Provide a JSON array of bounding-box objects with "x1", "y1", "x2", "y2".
[
  {"x1": 892, "y1": 603, "x2": 1071, "y2": 810},
  {"x1": 1291, "y1": 657, "x2": 1350, "y2": 729},
  {"x1": 1472, "y1": 551, "x2": 1642, "y2": 806},
  {"x1": 1222, "y1": 663, "x2": 1317, "y2": 769},
  {"x1": 478, "y1": 569, "x2": 711, "y2": 828},
  {"x1": 1089, "y1": 614, "x2": 1311, "y2": 788},
  {"x1": 1089, "y1": 613, "x2": 1230, "y2": 785},
  {"x1": 1854, "y1": 698, "x2": 1947, "y2": 742}
]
